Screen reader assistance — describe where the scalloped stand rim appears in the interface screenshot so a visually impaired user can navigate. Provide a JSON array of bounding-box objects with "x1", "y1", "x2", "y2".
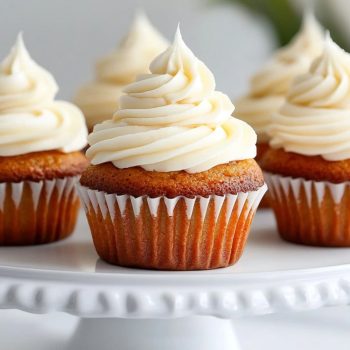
[
  {"x1": 67, "y1": 316, "x2": 240, "y2": 350},
  {"x1": 2, "y1": 210, "x2": 350, "y2": 349}
]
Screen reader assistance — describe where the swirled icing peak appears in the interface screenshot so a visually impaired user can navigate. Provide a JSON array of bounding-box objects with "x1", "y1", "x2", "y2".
[
  {"x1": 96, "y1": 12, "x2": 169, "y2": 83},
  {"x1": 235, "y1": 13, "x2": 324, "y2": 142},
  {"x1": 86, "y1": 27, "x2": 257, "y2": 173},
  {"x1": 0, "y1": 33, "x2": 58, "y2": 110},
  {"x1": 270, "y1": 33, "x2": 350, "y2": 161},
  {"x1": 0, "y1": 34, "x2": 87, "y2": 156},
  {"x1": 74, "y1": 12, "x2": 168, "y2": 128}
]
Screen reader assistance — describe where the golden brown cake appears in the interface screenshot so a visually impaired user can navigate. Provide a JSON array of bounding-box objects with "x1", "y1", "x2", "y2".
[
  {"x1": 79, "y1": 28, "x2": 267, "y2": 270},
  {"x1": 80, "y1": 160, "x2": 263, "y2": 197},
  {"x1": 262, "y1": 148, "x2": 350, "y2": 183},
  {"x1": 0, "y1": 34, "x2": 88, "y2": 245},
  {"x1": 0, "y1": 151, "x2": 88, "y2": 183}
]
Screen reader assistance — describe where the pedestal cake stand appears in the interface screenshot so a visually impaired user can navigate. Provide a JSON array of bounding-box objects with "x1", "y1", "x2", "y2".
[{"x1": 1, "y1": 210, "x2": 350, "y2": 350}]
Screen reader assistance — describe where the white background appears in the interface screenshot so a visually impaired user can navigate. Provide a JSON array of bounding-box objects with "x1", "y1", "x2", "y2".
[
  {"x1": 1, "y1": 0, "x2": 350, "y2": 101},
  {"x1": 0, "y1": 0, "x2": 274, "y2": 101}
]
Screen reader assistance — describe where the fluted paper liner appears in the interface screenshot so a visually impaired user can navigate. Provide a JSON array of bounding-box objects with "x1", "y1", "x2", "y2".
[
  {"x1": 259, "y1": 189, "x2": 270, "y2": 209},
  {"x1": 0, "y1": 177, "x2": 80, "y2": 245},
  {"x1": 256, "y1": 143, "x2": 270, "y2": 209},
  {"x1": 265, "y1": 172, "x2": 350, "y2": 246},
  {"x1": 78, "y1": 184, "x2": 267, "y2": 270}
]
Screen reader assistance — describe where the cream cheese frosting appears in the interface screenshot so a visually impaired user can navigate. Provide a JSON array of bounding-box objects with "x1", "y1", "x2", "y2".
[
  {"x1": 86, "y1": 27, "x2": 257, "y2": 173},
  {"x1": 0, "y1": 34, "x2": 87, "y2": 156},
  {"x1": 235, "y1": 13, "x2": 324, "y2": 142},
  {"x1": 75, "y1": 13, "x2": 168, "y2": 129},
  {"x1": 270, "y1": 34, "x2": 350, "y2": 161}
]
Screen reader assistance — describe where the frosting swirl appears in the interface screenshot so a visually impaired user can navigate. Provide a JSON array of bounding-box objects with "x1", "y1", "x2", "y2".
[
  {"x1": 86, "y1": 28, "x2": 257, "y2": 173},
  {"x1": 0, "y1": 34, "x2": 58, "y2": 110},
  {"x1": 75, "y1": 13, "x2": 168, "y2": 129},
  {"x1": 270, "y1": 34, "x2": 350, "y2": 161},
  {"x1": 235, "y1": 13, "x2": 324, "y2": 142},
  {"x1": 0, "y1": 34, "x2": 87, "y2": 156}
]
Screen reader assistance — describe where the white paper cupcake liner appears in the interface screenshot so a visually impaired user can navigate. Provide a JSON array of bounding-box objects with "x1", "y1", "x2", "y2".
[
  {"x1": 264, "y1": 172, "x2": 349, "y2": 206},
  {"x1": 78, "y1": 184, "x2": 267, "y2": 270},
  {"x1": 78, "y1": 184, "x2": 267, "y2": 223},
  {"x1": 264, "y1": 172, "x2": 350, "y2": 246},
  {"x1": 0, "y1": 176, "x2": 79, "y2": 245},
  {"x1": 0, "y1": 177, "x2": 78, "y2": 211}
]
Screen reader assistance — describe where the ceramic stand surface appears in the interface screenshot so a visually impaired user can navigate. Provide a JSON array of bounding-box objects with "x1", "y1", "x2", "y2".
[
  {"x1": 68, "y1": 317, "x2": 239, "y2": 350},
  {"x1": 1, "y1": 210, "x2": 350, "y2": 349}
]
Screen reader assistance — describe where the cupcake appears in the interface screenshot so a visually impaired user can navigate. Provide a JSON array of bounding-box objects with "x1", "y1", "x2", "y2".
[
  {"x1": 0, "y1": 34, "x2": 88, "y2": 245},
  {"x1": 74, "y1": 12, "x2": 168, "y2": 131},
  {"x1": 262, "y1": 34, "x2": 350, "y2": 247},
  {"x1": 79, "y1": 28, "x2": 267, "y2": 270},
  {"x1": 235, "y1": 14, "x2": 324, "y2": 207}
]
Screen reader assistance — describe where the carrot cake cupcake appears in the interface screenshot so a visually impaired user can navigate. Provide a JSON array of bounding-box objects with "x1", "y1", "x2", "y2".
[
  {"x1": 74, "y1": 12, "x2": 168, "y2": 130},
  {"x1": 0, "y1": 34, "x2": 88, "y2": 245},
  {"x1": 262, "y1": 34, "x2": 350, "y2": 246},
  {"x1": 79, "y1": 27, "x2": 267, "y2": 270}
]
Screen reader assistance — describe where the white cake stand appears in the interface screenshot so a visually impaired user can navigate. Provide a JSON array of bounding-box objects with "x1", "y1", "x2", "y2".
[{"x1": 1, "y1": 210, "x2": 350, "y2": 350}]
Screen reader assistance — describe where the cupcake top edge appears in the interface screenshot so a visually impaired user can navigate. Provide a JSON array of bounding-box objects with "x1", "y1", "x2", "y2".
[
  {"x1": 270, "y1": 33, "x2": 350, "y2": 161},
  {"x1": 74, "y1": 11, "x2": 169, "y2": 127},
  {"x1": 86, "y1": 26, "x2": 257, "y2": 174},
  {"x1": 234, "y1": 12, "x2": 324, "y2": 142},
  {"x1": 0, "y1": 33, "x2": 88, "y2": 157}
]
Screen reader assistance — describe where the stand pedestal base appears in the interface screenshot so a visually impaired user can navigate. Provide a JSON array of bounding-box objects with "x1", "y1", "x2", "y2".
[{"x1": 68, "y1": 316, "x2": 240, "y2": 350}]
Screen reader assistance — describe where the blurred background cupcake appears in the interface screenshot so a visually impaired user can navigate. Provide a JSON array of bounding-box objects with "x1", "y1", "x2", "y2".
[
  {"x1": 79, "y1": 27, "x2": 267, "y2": 270},
  {"x1": 234, "y1": 13, "x2": 324, "y2": 208},
  {"x1": 0, "y1": 34, "x2": 88, "y2": 245},
  {"x1": 262, "y1": 34, "x2": 350, "y2": 247},
  {"x1": 74, "y1": 12, "x2": 168, "y2": 131},
  {"x1": 234, "y1": 13, "x2": 324, "y2": 161}
]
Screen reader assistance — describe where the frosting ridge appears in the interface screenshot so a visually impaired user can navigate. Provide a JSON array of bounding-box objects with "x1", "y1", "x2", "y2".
[
  {"x1": 0, "y1": 34, "x2": 87, "y2": 156},
  {"x1": 270, "y1": 34, "x2": 350, "y2": 161},
  {"x1": 86, "y1": 28, "x2": 257, "y2": 173},
  {"x1": 235, "y1": 13, "x2": 324, "y2": 142}
]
